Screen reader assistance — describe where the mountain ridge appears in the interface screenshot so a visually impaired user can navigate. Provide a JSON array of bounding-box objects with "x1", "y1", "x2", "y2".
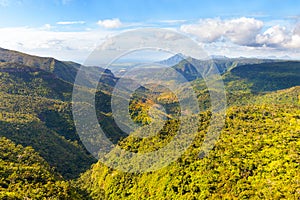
[
  {"x1": 0, "y1": 47, "x2": 299, "y2": 199},
  {"x1": 0, "y1": 47, "x2": 116, "y2": 85}
]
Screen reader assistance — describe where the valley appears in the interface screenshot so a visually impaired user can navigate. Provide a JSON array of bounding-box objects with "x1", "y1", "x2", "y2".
[{"x1": 0, "y1": 47, "x2": 299, "y2": 199}]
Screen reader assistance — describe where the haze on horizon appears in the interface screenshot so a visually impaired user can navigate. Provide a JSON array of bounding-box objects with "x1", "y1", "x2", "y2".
[{"x1": 0, "y1": 0, "x2": 300, "y2": 63}]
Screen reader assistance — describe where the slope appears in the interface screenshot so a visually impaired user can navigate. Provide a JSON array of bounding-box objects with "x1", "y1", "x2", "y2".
[
  {"x1": 0, "y1": 91, "x2": 96, "y2": 179},
  {"x1": 0, "y1": 62, "x2": 73, "y2": 101},
  {"x1": 0, "y1": 47, "x2": 79, "y2": 83},
  {"x1": 225, "y1": 61, "x2": 300, "y2": 92},
  {"x1": 0, "y1": 47, "x2": 117, "y2": 87},
  {"x1": 173, "y1": 57, "x2": 277, "y2": 81},
  {"x1": 77, "y1": 88, "x2": 300, "y2": 199},
  {"x1": 0, "y1": 47, "x2": 119, "y2": 179},
  {"x1": 0, "y1": 137, "x2": 89, "y2": 199}
]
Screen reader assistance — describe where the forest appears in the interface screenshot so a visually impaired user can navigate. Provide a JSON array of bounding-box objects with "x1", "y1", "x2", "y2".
[{"x1": 0, "y1": 47, "x2": 299, "y2": 199}]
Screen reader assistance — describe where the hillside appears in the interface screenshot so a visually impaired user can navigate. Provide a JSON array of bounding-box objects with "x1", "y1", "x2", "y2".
[
  {"x1": 225, "y1": 61, "x2": 300, "y2": 92},
  {"x1": 0, "y1": 91, "x2": 96, "y2": 179},
  {"x1": 252, "y1": 86, "x2": 300, "y2": 105},
  {"x1": 142, "y1": 59, "x2": 300, "y2": 114},
  {"x1": 76, "y1": 59, "x2": 300, "y2": 199},
  {"x1": 0, "y1": 47, "x2": 116, "y2": 88},
  {"x1": 0, "y1": 47, "x2": 122, "y2": 179},
  {"x1": 78, "y1": 96, "x2": 300, "y2": 199},
  {"x1": 0, "y1": 137, "x2": 89, "y2": 199},
  {"x1": 0, "y1": 48, "x2": 299, "y2": 199},
  {"x1": 173, "y1": 57, "x2": 278, "y2": 81},
  {"x1": 0, "y1": 47, "x2": 80, "y2": 83},
  {"x1": 0, "y1": 62, "x2": 74, "y2": 101},
  {"x1": 0, "y1": 48, "x2": 118, "y2": 179}
]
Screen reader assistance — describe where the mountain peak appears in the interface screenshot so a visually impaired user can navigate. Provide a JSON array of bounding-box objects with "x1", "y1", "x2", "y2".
[{"x1": 157, "y1": 53, "x2": 187, "y2": 66}]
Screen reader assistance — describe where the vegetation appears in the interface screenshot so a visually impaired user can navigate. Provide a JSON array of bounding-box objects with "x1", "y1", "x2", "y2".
[
  {"x1": 0, "y1": 137, "x2": 89, "y2": 199},
  {"x1": 0, "y1": 91, "x2": 96, "y2": 179},
  {"x1": 78, "y1": 100, "x2": 300, "y2": 199},
  {"x1": 225, "y1": 61, "x2": 300, "y2": 92},
  {"x1": 0, "y1": 48, "x2": 299, "y2": 199}
]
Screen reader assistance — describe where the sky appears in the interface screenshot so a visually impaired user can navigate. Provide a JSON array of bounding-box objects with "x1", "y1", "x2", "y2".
[{"x1": 1, "y1": 0, "x2": 300, "y2": 63}]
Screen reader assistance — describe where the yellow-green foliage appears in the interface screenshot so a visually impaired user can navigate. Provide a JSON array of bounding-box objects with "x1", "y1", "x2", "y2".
[
  {"x1": 78, "y1": 103, "x2": 300, "y2": 199},
  {"x1": 1, "y1": 48, "x2": 300, "y2": 199},
  {"x1": 0, "y1": 92, "x2": 96, "y2": 179},
  {"x1": 0, "y1": 137, "x2": 89, "y2": 199}
]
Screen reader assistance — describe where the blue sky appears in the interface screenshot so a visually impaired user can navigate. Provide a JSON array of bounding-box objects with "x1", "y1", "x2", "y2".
[
  {"x1": 1, "y1": 0, "x2": 300, "y2": 27},
  {"x1": 1, "y1": 0, "x2": 300, "y2": 63}
]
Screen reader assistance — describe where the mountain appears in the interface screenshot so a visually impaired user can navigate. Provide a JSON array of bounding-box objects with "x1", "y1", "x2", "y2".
[
  {"x1": 0, "y1": 137, "x2": 89, "y2": 199},
  {"x1": 0, "y1": 47, "x2": 116, "y2": 87},
  {"x1": 0, "y1": 47, "x2": 300, "y2": 199},
  {"x1": 252, "y1": 86, "x2": 300, "y2": 105},
  {"x1": 173, "y1": 57, "x2": 281, "y2": 81},
  {"x1": 0, "y1": 62, "x2": 74, "y2": 101},
  {"x1": 0, "y1": 48, "x2": 120, "y2": 179},
  {"x1": 173, "y1": 60, "x2": 300, "y2": 110},
  {"x1": 0, "y1": 47, "x2": 80, "y2": 83},
  {"x1": 157, "y1": 53, "x2": 187, "y2": 66},
  {"x1": 76, "y1": 55, "x2": 300, "y2": 199},
  {"x1": 78, "y1": 96, "x2": 300, "y2": 199},
  {"x1": 0, "y1": 91, "x2": 97, "y2": 179},
  {"x1": 209, "y1": 55, "x2": 229, "y2": 59},
  {"x1": 224, "y1": 61, "x2": 300, "y2": 92}
]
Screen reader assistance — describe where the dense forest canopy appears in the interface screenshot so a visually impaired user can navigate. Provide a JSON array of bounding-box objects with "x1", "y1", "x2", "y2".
[{"x1": 0, "y1": 48, "x2": 299, "y2": 199}]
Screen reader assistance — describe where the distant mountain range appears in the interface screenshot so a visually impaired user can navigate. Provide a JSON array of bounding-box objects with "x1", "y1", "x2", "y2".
[
  {"x1": 110, "y1": 52, "x2": 297, "y2": 81},
  {"x1": 172, "y1": 56, "x2": 283, "y2": 81},
  {"x1": 0, "y1": 47, "x2": 300, "y2": 199},
  {"x1": 157, "y1": 53, "x2": 187, "y2": 66}
]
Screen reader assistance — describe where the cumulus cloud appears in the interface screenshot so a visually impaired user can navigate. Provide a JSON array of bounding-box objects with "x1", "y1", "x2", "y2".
[
  {"x1": 293, "y1": 23, "x2": 300, "y2": 35},
  {"x1": 0, "y1": 26, "x2": 114, "y2": 63},
  {"x1": 180, "y1": 17, "x2": 300, "y2": 50},
  {"x1": 57, "y1": 21, "x2": 85, "y2": 25},
  {"x1": 203, "y1": 41, "x2": 300, "y2": 59},
  {"x1": 41, "y1": 24, "x2": 52, "y2": 30},
  {"x1": 286, "y1": 34, "x2": 300, "y2": 48},
  {"x1": 97, "y1": 18, "x2": 122, "y2": 29},
  {"x1": 180, "y1": 17, "x2": 264, "y2": 46},
  {"x1": 256, "y1": 25, "x2": 289, "y2": 47},
  {"x1": 255, "y1": 23, "x2": 300, "y2": 49},
  {"x1": 1, "y1": 17, "x2": 300, "y2": 63}
]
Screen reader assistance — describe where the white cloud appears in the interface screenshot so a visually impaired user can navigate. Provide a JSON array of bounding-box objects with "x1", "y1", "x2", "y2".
[
  {"x1": 180, "y1": 17, "x2": 300, "y2": 51},
  {"x1": 180, "y1": 17, "x2": 263, "y2": 46},
  {"x1": 255, "y1": 24, "x2": 300, "y2": 49},
  {"x1": 41, "y1": 24, "x2": 52, "y2": 30},
  {"x1": 0, "y1": 26, "x2": 114, "y2": 63},
  {"x1": 97, "y1": 18, "x2": 122, "y2": 29},
  {"x1": 57, "y1": 21, "x2": 85, "y2": 25},
  {"x1": 256, "y1": 25, "x2": 289, "y2": 47},
  {"x1": 293, "y1": 23, "x2": 300, "y2": 35},
  {"x1": 286, "y1": 34, "x2": 300, "y2": 48},
  {"x1": 201, "y1": 39, "x2": 300, "y2": 60},
  {"x1": 1, "y1": 18, "x2": 300, "y2": 63}
]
